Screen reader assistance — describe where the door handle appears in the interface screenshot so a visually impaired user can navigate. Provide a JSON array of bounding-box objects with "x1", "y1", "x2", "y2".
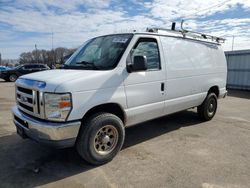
[{"x1": 161, "y1": 82, "x2": 164, "y2": 92}]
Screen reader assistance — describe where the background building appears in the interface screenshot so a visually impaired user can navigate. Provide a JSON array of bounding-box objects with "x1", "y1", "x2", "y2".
[{"x1": 225, "y1": 50, "x2": 250, "y2": 91}]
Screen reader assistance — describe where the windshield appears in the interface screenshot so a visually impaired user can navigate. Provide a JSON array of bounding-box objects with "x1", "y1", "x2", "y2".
[
  {"x1": 10, "y1": 65, "x2": 22, "y2": 70},
  {"x1": 64, "y1": 34, "x2": 133, "y2": 70}
]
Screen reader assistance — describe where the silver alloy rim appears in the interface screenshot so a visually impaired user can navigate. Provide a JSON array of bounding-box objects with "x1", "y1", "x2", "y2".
[
  {"x1": 10, "y1": 75, "x2": 16, "y2": 82},
  {"x1": 94, "y1": 125, "x2": 118, "y2": 155},
  {"x1": 208, "y1": 97, "x2": 216, "y2": 116}
]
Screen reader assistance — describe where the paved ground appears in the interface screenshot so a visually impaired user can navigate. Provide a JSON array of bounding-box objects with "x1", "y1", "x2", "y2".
[{"x1": 0, "y1": 79, "x2": 250, "y2": 188}]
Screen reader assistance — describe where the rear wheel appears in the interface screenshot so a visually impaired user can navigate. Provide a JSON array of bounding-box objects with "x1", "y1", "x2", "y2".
[
  {"x1": 9, "y1": 74, "x2": 17, "y2": 82},
  {"x1": 76, "y1": 113, "x2": 125, "y2": 165},
  {"x1": 197, "y1": 93, "x2": 217, "y2": 121}
]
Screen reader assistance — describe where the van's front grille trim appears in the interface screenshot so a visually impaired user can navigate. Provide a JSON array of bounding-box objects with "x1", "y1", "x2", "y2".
[
  {"x1": 17, "y1": 86, "x2": 33, "y2": 95},
  {"x1": 18, "y1": 102, "x2": 33, "y2": 112},
  {"x1": 16, "y1": 85, "x2": 44, "y2": 119}
]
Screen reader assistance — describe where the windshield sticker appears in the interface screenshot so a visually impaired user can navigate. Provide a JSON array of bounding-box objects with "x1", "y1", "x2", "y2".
[{"x1": 112, "y1": 37, "x2": 128, "y2": 43}]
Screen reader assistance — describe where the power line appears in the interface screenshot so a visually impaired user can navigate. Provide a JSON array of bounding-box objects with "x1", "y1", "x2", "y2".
[{"x1": 183, "y1": 0, "x2": 231, "y2": 19}]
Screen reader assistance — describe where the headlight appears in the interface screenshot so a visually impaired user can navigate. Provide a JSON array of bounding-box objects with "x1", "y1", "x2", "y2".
[{"x1": 44, "y1": 93, "x2": 72, "y2": 121}]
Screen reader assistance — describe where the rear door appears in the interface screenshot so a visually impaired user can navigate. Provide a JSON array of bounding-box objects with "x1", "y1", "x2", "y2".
[
  {"x1": 31, "y1": 65, "x2": 41, "y2": 73},
  {"x1": 40, "y1": 64, "x2": 49, "y2": 70},
  {"x1": 19, "y1": 65, "x2": 33, "y2": 75},
  {"x1": 124, "y1": 35, "x2": 166, "y2": 126}
]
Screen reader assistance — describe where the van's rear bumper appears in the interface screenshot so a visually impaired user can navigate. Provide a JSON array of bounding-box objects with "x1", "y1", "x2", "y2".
[
  {"x1": 219, "y1": 87, "x2": 227, "y2": 98},
  {"x1": 12, "y1": 106, "x2": 81, "y2": 148}
]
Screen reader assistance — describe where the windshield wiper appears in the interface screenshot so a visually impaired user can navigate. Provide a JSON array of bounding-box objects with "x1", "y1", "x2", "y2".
[
  {"x1": 75, "y1": 60, "x2": 92, "y2": 65},
  {"x1": 75, "y1": 61, "x2": 99, "y2": 70}
]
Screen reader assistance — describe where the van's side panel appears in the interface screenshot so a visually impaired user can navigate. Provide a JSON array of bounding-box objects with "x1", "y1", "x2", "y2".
[{"x1": 160, "y1": 36, "x2": 226, "y2": 115}]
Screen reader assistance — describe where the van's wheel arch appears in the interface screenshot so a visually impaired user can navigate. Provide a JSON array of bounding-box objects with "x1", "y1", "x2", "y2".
[
  {"x1": 9, "y1": 74, "x2": 18, "y2": 82},
  {"x1": 197, "y1": 92, "x2": 217, "y2": 121},
  {"x1": 76, "y1": 112, "x2": 125, "y2": 165}
]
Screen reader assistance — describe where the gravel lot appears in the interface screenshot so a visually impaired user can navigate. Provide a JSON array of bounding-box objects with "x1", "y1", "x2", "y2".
[{"x1": 0, "y1": 79, "x2": 250, "y2": 188}]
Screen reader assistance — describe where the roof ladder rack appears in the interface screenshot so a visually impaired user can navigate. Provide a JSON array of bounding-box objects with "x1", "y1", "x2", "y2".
[{"x1": 146, "y1": 20, "x2": 225, "y2": 44}]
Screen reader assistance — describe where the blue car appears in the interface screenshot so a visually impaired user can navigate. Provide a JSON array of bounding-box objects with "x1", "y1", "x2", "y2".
[{"x1": 0, "y1": 66, "x2": 10, "y2": 71}]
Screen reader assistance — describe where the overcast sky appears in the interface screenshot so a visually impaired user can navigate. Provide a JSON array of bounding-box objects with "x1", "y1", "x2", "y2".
[{"x1": 0, "y1": 0, "x2": 250, "y2": 59}]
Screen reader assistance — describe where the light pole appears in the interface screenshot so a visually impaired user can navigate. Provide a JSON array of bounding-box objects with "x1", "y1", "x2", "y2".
[
  {"x1": 35, "y1": 44, "x2": 38, "y2": 63},
  {"x1": 231, "y1": 35, "x2": 235, "y2": 51},
  {"x1": 52, "y1": 31, "x2": 55, "y2": 67}
]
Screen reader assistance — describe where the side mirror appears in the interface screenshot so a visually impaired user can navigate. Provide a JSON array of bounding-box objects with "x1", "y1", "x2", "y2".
[{"x1": 128, "y1": 56, "x2": 147, "y2": 72}]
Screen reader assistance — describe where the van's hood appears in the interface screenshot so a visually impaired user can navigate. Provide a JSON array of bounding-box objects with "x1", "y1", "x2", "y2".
[
  {"x1": 20, "y1": 69, "x2": 124, "y2": 92},
  {"x1": 22, "y1": 69, "x2": 87, "y2": 83}
]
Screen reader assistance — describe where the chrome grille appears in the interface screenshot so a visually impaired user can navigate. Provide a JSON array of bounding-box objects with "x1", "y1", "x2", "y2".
[{"x1": 16, "y1": 86, "x2": 42, "y2": 118}]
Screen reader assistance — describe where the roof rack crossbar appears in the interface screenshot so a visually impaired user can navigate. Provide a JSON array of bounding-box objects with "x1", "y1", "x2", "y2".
[{"x1": 146, "y1": 21, "x2": 225, "y2": 44}]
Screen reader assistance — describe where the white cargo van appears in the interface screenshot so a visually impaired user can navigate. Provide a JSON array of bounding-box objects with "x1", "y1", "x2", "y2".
[{"x1": 12, "y1": 26, "x2": 227, "y2": 165}]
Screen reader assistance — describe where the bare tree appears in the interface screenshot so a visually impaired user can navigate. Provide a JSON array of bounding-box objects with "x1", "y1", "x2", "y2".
[{"x1": 18, "y1": 47, "x2": 76, "y2": 67}]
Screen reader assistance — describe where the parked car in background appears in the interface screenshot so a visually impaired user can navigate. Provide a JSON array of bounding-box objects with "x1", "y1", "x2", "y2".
[
  {"x1": 0, "y1": 64, "x2": 50, "y2": 82},
  {"x1": 0, "y1": 66, "x2": 10, "y2": 71}
]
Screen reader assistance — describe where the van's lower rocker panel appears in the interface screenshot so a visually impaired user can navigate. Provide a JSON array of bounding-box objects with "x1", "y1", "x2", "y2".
[
  {"x1": 164, "y1": 92, "x2": 207, "y2": 115},
  {"x1": 125, "y1": 92, "x2": 207, "y2": 127},
  {"x1": 125, "y1": 101, "x2": 165, "y2": 127}
]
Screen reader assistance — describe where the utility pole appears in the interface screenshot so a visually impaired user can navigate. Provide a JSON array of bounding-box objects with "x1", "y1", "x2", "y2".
[
  {"x1": 231, "y1": 35, "x2": 235, "y2": 51},
  {"x1": 35, "y1": 44, "x2": 38, "y2": 63},
  {"x1": 52, "y1": 31, "x2": 55, "y2": 67},
  {"x1": 0, "y1": 53, "x2": 2, "y2": 66},
  {"x1": 51, "y1": 31, "x2": 54, "y2": 50}
]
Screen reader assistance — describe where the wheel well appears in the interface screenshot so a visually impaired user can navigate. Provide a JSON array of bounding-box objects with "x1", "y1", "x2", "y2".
[
  {"x1": 208, "y1": 86, "x2": 219, "y2": 97},
  {"x1": 82, "y1": 103, "x2": 126, "y2": 125}
]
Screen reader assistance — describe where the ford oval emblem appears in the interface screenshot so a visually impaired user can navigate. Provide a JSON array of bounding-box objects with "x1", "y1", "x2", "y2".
[{"x1": 20, "y1": 96, "x2": 28, "y2": 103}]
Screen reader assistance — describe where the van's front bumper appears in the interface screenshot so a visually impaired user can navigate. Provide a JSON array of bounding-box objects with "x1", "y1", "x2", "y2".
[{"x1": 12, "y1": 106, "x2": 81, "y2": 148}]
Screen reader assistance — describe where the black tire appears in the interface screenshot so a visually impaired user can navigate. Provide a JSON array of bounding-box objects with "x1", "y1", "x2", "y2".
[
  {"x1": 197, "y1": 93, "x2": 217, "y2": 121},
  {"x1": 76, "y1": 113, "x2": 125, "y2": 165},
  {"x1": 9, "y1": 74, "x2": 17, "y2": 82}
]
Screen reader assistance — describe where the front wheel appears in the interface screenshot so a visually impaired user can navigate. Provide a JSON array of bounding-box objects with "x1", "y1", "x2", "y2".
[
  {"x1": 76, "y1": 113, "x2": 125, "y2": 165},
  {"x1": 197, "y1": 93, "x2": 217, "y2": 121}
]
